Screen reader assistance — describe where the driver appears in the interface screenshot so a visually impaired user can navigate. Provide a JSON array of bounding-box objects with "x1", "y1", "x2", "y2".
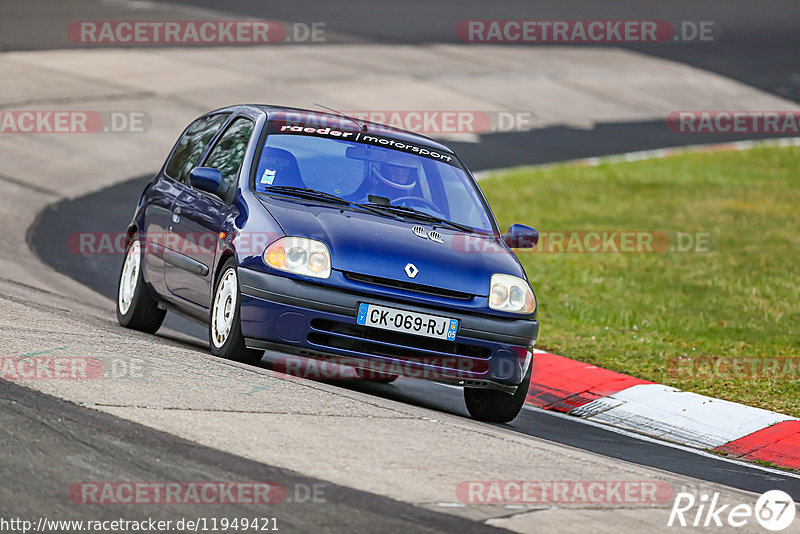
[
  {"x1": 373, "y1": 162, "x2": 417, "y2": 190},
  {"x1": 366, "y1": 161, "x2": 422, "y2": 202}
]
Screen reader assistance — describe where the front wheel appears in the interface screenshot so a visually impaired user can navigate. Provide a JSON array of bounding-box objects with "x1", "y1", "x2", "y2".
[
  {"x1": 116, "y1": 238, "x2": 166, "y2": 333},
  {"x1": 464, "y1": 361, "x2": 532, "y2": 423},
  {"x1": 209, "y1": 259, "x2": 264, "y2": 365}
]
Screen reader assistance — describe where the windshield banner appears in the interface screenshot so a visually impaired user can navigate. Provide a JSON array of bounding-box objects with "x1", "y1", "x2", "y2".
[{"x1": 266, "y1": 117, "x2": 456, "y2": 164}]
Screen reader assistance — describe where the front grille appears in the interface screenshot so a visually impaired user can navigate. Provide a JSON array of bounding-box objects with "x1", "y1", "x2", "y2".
[
  {"x1": 344, "y1": 272, "x2": 472, "y2": 300},
  {"x1": 308, "y1": 318, "x2": 491, "y2": 371}
]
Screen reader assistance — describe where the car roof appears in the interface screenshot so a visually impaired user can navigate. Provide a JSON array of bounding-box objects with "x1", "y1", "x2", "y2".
[{"x1": 207, "y1": 104, "x2": 457, "y2": 155}]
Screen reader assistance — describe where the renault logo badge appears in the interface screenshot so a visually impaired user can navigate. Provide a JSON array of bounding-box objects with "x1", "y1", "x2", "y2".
[{"x1": 404, "y1": 263, "x2": 419, "y2": 278}]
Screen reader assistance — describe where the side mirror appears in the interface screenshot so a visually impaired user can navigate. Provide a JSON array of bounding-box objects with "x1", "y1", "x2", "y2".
[
  {"x1": 189, "y1": 167, "x2": 223, "y2": 195},
  {"x1": 503, "y1": 224, "x2": 539, "y2": 249}
]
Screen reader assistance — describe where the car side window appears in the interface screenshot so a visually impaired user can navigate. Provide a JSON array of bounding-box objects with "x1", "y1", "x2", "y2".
[
  {"x1": 165, "y1": 114, "x2": 229, "y2": 183},
  {"x1": 204, "y1": 117, "x2": 255, "y2": 196}
]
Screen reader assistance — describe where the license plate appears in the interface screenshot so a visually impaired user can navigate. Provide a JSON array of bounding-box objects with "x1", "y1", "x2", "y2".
[{"x1": 356, "y1": 303, "x2": 458, "y2": 341}]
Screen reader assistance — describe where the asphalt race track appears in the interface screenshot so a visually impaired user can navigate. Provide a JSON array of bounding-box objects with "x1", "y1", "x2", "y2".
[
  {"x1": 28, "y1": 175, "x2": 800, "y2": 501},
  {"x1": 0, "y1": 379, "x2": 505, "y2": 533},
  {"x1": 145, "y1": 0, "x2": 800, "y2": 100},
  {"x1": 5, "y1": 0, "x2": 800, "y2": 531},
  {"x1": 5, "y1": 0, "x2": 799, "y2": 103}
]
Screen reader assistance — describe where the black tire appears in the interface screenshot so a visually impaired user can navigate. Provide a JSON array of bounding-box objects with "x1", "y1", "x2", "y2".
[
  {"x1": 116, "y1": 238, "x2": 166, "y2": 334},
  {"x1": 464, "y1": 361, "x2": 532, "y2": 423},
  {"x1": 208, "y1": 258, "x2": 264, "y2": 366}
]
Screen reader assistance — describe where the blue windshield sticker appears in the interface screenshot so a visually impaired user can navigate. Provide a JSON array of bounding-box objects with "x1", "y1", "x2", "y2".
[{"x1": 260, "y1": 169, "x2": 276, "y2": 185}]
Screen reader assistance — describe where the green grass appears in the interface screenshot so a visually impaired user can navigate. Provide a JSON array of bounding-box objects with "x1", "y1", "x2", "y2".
[{"x1": 481, "y1": 145, "x2": 800, "y2": 416}]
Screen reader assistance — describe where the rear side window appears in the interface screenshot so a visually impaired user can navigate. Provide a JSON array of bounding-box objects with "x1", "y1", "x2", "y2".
[
  {"x1": 204, "y1": 117, "x2": 255, "y2": 192},
  {"x1": 165, "y1": 114, "x2": 229, "y2": 183}
]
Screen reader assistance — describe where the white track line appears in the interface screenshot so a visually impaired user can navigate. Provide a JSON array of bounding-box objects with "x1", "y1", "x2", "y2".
[
  {"x1": 431, "y1": 381, "x2": 798, "y2": 479},
  {"x1": 523, "y1": 405, "x2": 800, "y2": 481},
  {"x1": 572, "y1": 384, "x2": 795, "y2": 449}
]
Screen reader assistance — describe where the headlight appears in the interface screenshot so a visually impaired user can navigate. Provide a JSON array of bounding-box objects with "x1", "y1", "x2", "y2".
[
  {"x1": 489, "y1": 273, "x2": 535, "y2": 314},
  {"x1": 263, "y1": 237, "x2": 331, "y2": 279}
]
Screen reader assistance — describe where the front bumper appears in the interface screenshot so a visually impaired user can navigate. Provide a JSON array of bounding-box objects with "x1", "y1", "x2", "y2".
[{"x1": 238, "y1": 268, "x2": 538, "y2": 390}]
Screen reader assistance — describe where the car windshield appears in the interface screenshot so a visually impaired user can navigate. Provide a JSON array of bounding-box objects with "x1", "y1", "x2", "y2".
[{"x1": 253, "y1": 132, "x2": 496, "y2": 232}]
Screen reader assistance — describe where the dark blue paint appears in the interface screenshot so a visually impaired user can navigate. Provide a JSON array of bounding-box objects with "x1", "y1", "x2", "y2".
[
  {"x1": 127, "y1": 105, "x2": 539, "y2": 389},
  {"x1": 189, "y1": 167, "x2": 223, "y2": 195}
]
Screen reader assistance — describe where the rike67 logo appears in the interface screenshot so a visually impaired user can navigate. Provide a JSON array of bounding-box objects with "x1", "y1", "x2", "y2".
[{"x1": 668, "y1": 490, "x2": 796, "y2": 531}]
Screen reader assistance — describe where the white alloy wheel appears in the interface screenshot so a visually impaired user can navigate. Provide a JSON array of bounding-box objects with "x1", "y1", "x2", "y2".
[
  {"x1": 211, "y1": 268, "x2": 238, "y2": 348},
  {"x1": 118, "y1": 240, "x2": 141, "y2": 315}
]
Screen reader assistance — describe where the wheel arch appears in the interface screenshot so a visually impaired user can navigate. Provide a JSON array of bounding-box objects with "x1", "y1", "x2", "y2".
[
  {"x1": 124, "y1": 224, "x2": 137, "y2": 249},
  {"x1": 214, "y1": 248, "x2": 237, "y2": 287}
]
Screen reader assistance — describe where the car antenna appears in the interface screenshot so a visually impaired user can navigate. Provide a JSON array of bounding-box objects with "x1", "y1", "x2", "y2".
[{"x1": 313, "y1": 103, "x2": 368, "y2": 132}]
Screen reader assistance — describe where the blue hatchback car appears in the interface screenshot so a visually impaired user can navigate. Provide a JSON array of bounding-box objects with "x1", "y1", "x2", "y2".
[{"x1": 117, "y1": 105, "x2": 539, "y2": 422}]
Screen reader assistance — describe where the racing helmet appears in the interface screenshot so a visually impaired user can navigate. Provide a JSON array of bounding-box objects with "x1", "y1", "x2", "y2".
[{"x1": 370, "y1": 161, "x2": 418, "y2": 191}]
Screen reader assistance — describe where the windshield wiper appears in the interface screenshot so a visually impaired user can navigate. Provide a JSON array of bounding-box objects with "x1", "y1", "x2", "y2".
[
  {"x1": 258, "y1": 188, "x2": 475, "y2": 233},
  {"x1": 358, "y1": 203, "x2": 475, "y2": 233},
  {"x1": 259, "y1": 187, "x2": 409, "y2": 221},
  {"x1": 259, "y1": 186, "x2": 351, "y2": 206}
]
